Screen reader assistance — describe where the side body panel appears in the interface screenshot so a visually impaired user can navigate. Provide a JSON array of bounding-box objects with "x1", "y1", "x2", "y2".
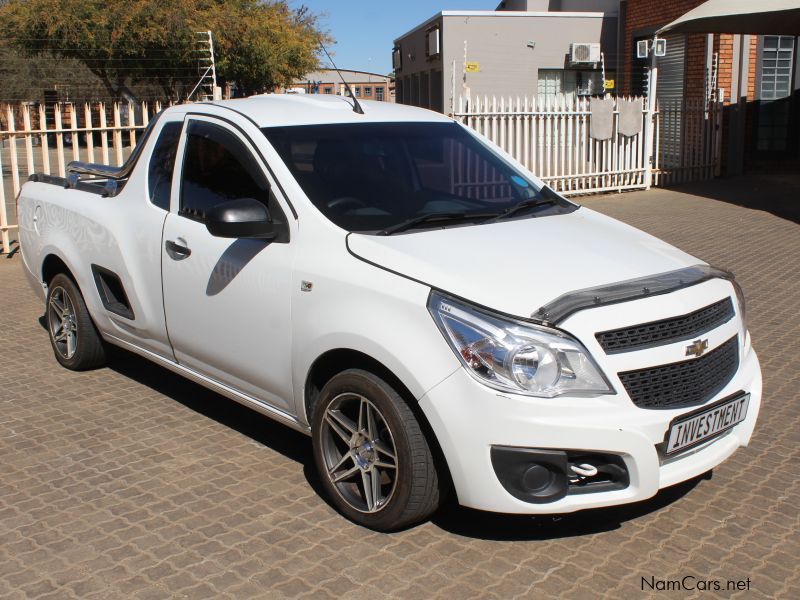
[
  {"x1": 17, "y1": 113, "x2": 187, "y2": 359},
  {"x1": 160, "y1": 113, "x2": 298, "y2": 410},
  {"x1": 286, "y1": 213, "x2": 462, "y2": 425}
]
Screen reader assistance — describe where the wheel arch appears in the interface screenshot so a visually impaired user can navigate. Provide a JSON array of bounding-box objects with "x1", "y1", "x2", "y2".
[
  {"x1": 41, "y1": 253, "x2": 76, "y2": 286},
  {"x1": 305, "y1": 349, "x2": 411, "y2": 421},
  {"x1": 304, "y1": 348, "x2": 454, "y2": 495}
]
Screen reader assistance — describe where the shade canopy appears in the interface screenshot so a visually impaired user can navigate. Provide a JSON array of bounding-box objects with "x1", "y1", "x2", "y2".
[{"x1": 658, "y1": 0, "x2": 800, "y2": 35}]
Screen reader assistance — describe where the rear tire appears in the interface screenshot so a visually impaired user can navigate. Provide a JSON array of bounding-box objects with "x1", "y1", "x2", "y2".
[
  {"x1": 311, "y1": 369, "x2": 443, "y2": 531},
  {"x1": 46, "y1": 273, "x2": 106, "y2": 370}
]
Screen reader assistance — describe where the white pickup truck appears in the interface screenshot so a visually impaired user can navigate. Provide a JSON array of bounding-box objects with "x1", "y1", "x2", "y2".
[{"x1": 18, "y1": 95, "x2": 761, "y2": 531}]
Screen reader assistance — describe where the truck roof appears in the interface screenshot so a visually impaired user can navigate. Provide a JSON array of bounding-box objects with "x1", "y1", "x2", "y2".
[{"x1": 203, "y1": 94, "x2": 453, "y2": 128}]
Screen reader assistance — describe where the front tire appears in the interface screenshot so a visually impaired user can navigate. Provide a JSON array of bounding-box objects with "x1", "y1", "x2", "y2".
[
  {"x1": 46, "y1": 273, "x2": 106, "y2": 370},
  {"x1": 311, "y1": 369, "x2": 443, "y2": 531}
]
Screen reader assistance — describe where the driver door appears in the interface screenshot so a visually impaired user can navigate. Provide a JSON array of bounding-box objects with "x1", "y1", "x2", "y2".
[{"x1": 161, "y1": 115, "x2": 296, "y2": 412}]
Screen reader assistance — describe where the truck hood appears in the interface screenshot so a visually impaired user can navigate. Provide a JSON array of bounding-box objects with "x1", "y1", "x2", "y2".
[{"x1": 346, "y1": 207, "x2": 701, "y2": 319}]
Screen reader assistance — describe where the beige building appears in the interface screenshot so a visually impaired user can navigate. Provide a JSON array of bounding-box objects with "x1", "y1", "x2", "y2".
[
  {"x1": 283, "y1": 69, "x2": 393, "y2": 102},
  {"x1": 393, "y1": 0, "x2": 620, "y2": 115}
]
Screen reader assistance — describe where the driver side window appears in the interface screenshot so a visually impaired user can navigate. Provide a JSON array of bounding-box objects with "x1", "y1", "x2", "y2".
[{"x1": 180, "y1": 120, "x2": 270, "y2": 221}]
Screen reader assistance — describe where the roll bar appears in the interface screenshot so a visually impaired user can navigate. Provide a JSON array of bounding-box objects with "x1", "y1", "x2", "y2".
[{"x1": 66, "y1": 110, "x2": 164, "y2": 181}]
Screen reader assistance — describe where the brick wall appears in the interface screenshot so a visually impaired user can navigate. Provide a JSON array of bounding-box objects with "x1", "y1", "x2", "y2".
[
  {"x1": 715, "y1": 34, "x2": 733, "y2": 103},
  {"x1": 747, "y1": 36, "x2": 757, "y2": 102},
  {"x1": 715, "y1": 35, "x2": 759, "y2": 169},
  {"x1": 621, "y1": 1, "x2": 768, "y2": 175},
  {"x1": 622, "y1": 1, "x2": 758, "y2": 103},
  {"x1": 684, "y1": 33, "x2": 707, "y2": 99},
  {"x1": 621, "y1": 0, "x2": 705, "y2": 96}
]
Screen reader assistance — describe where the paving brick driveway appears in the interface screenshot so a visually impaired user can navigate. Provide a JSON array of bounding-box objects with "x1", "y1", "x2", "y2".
[{"x1": 1, "y1": 184, "x2": 798, "y2": 599}]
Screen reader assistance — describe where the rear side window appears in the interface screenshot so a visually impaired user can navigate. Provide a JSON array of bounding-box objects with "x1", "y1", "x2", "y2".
[
  {"x1": 179, "y1": 120, "x2": 269, "y2": 220},
  {"x1": 147, "y1": 121, "x2": 183, "y2": 210}
]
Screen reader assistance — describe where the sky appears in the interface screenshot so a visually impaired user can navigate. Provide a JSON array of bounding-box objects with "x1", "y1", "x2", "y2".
[{"x1": 293, "y1": 0, "x2": 496, "y2": 75}]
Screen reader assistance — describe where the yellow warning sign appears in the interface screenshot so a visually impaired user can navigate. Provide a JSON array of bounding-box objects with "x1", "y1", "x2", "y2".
[
  {"x1": 604, "y1": 79, "x2": 615, "y2": 89},
  {"x1": 465, "y1": 62, "x2": 480, "y2": 73}
]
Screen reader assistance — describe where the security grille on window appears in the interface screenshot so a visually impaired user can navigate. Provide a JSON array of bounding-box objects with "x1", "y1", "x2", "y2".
[{"x1": 376, "y1": 87, "x2": 385, "y2": 101}]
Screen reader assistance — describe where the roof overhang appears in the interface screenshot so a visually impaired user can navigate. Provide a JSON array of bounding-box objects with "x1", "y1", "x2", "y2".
[{"x1": 658, "y1": 0, "x2": 800, "y2": 35}]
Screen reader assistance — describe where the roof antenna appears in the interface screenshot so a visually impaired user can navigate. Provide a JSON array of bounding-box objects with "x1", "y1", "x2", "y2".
[{"x1": 318, "y1": 40, "x2": 364, "y2": 114}]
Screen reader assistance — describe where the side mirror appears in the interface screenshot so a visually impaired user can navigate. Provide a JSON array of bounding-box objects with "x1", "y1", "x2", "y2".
[{"x1": 205, "y1": 198, "x2": 278, "y2": 239}]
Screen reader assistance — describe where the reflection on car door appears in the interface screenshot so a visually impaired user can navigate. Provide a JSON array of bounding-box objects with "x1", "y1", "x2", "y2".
[{"x1": 161, "y1": 115, "x2": 296, "y2": 412}]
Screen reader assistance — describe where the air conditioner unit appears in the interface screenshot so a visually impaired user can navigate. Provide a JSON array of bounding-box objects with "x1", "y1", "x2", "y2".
[{"x1": 570, "y1": 42, "x2": 601, "y2": 64}]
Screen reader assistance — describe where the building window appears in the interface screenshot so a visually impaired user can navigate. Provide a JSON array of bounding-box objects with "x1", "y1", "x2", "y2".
[
  {"x1": 538, "y1": 70, "x2": 576, "y2": 101},
  {"x1": 323, "y1": 87, "x2": 332, "y2": 94},
  {"x1": 364, "y1": 86, "x2": 372, "y2": 97},
  {"x1": 376, "y1": 87, "x2": 385, "y2": 101},
  {"x1": 757, "y1": 35, "x2": 796, "y2": 152},
  {"x1": 426, "y1": 27, "x2": 441, "y2": 58},
  {"x1": 537, "y1": 69, "x2": 608, "y2": 102},
  {"x1": 354, "y1": 86, "x2": 361, "y2": 97},
  {"x1": 760, "y1": 35, "x2": 794, "y2": 100}
]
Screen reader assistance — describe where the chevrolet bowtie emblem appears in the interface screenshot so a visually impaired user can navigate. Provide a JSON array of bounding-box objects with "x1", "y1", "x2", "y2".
[{"x1": 685, "y1": 339, "x2": 709, "y2": 358}]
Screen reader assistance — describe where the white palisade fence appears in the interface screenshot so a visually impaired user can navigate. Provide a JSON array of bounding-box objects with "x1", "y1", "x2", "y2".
[
  {"x1": 454, "y1": 94, "x2": 722, "y2": 198},
  {"x1": 0, "y1": 95, "x2": 723, "y2": 255},
  {"x1": 455, "y1": 95, "x2": 651, "y2": 196},
  {"x1": 0, "y1": 101, "x2": 167, "y2": 254}
]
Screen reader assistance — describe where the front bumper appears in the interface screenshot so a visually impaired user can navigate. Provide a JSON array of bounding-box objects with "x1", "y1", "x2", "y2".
[{"x1": 419, "y1": 343, "x2": 762, "y2": 514}]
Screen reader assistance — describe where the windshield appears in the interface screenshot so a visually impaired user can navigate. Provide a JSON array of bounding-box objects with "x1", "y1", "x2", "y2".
[{"x1": 262, "y1": 122, "x2": 575, "y2": 233}]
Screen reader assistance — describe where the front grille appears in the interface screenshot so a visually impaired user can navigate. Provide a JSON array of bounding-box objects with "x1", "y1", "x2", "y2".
[
  {"x1": 596, "y1": 297, "x2": 734, "y2": 354},
  {"x1": 619, "y1": 335, "x2": 739, "y2": 409}
]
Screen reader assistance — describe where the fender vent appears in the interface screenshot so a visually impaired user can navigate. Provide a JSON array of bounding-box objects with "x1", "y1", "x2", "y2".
[{"x1": 91, "y1": 265, "x2": 134, "y2": 320}]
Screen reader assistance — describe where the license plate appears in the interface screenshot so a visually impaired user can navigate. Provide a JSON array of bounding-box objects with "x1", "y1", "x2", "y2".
[{"x1": 665, "y1": 393, "x2": 750, "y2": 455}]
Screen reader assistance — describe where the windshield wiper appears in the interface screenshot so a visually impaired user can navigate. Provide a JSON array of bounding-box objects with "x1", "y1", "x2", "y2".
[
  {"x1": 378, "y1": 211, "x2": 497, "y2": 235},
  {"x1": 481, "y1": 196, "x2": 557, "y2": 224}
]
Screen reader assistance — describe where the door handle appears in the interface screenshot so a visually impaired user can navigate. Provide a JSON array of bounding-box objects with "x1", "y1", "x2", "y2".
[{"x1": 165, "y1": 239, "x2": 191, "y2": 259}]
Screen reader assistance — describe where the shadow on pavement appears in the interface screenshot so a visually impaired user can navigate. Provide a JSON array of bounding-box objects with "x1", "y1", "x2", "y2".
[
  {"x1": 106, "y1": 347, "x2": 312, "y2": 466},
  {"x1": 106, "y1": 347, "x2": 708, "y2": 540},
  {"x1": 672, "y1": 173, "x2": 800, "y2": 224}
]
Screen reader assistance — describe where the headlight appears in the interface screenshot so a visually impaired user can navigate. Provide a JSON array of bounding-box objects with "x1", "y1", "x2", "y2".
[{"x1": 428, "y1": 291, "x2": 614, "y2": 398}]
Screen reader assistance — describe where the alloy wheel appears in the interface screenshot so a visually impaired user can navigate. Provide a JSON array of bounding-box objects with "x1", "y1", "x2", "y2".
[
  {"x1": 48, "y1": 286, "x2": 78, "y2": 359},
  {"x1": 320, "y1": 393, "x2": 399, "y2": 513}
]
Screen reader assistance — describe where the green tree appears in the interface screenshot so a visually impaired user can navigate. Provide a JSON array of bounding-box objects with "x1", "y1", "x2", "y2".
[{"x1": 0, "y1": 0, "x2": 328, "y2": 101}]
